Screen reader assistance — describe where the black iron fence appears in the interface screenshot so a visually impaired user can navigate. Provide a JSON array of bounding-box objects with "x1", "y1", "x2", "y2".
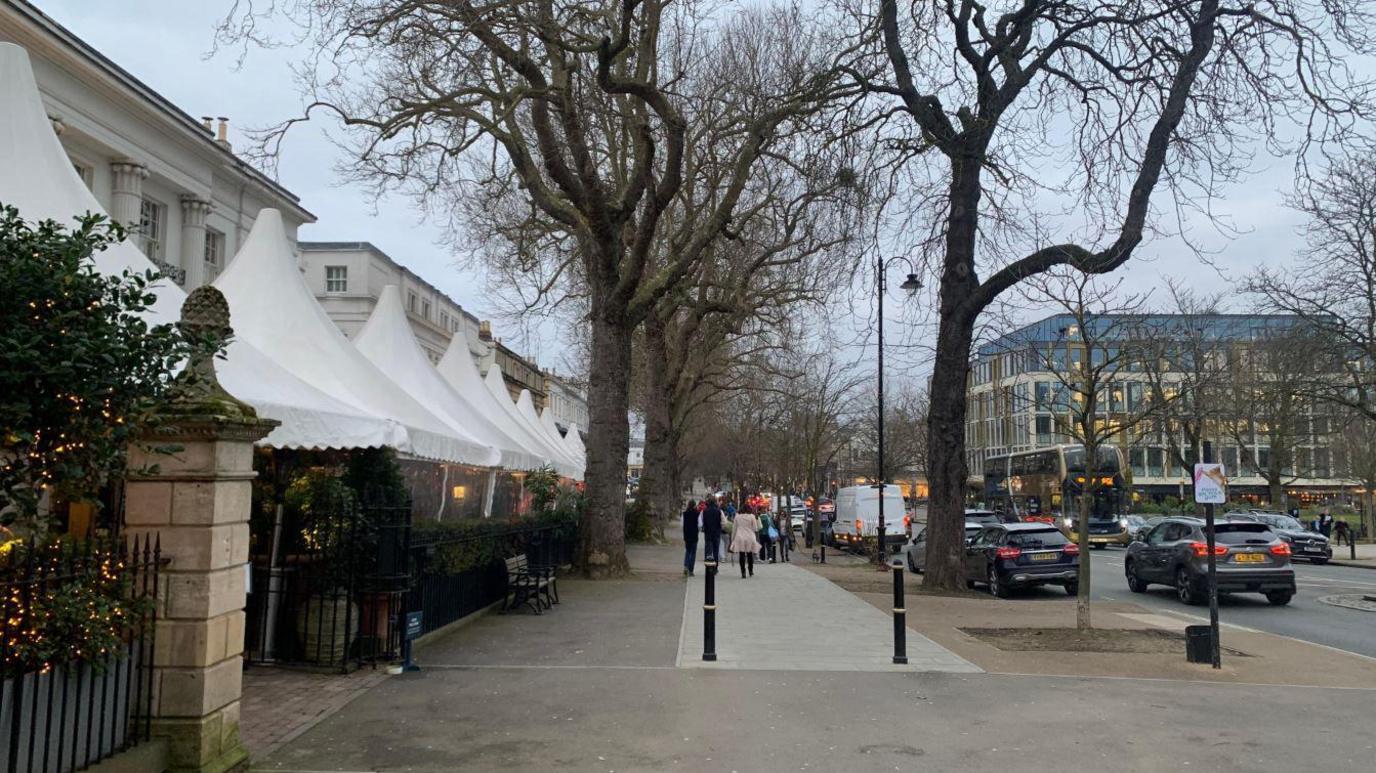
[
  {"x1": 407, "y1": 523, "x2": 575, "y2": 637},
  {"x1": 0, "y1": 534, "x2": 162, "y2": 773},
  {"x1": 245, "y1": 498, "x2": 412, "y2": 673}
]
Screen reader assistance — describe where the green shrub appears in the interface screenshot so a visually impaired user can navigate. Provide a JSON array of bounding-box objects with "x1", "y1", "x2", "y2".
[{"x1": 624, "y1": 498, "x2": 654, "y2": 542}]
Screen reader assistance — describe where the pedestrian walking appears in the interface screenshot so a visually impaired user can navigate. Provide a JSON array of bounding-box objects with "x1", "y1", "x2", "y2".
[
  {"x1": 1334, "y1": 518, "x2": 1353, "y2": 548},
  {"x1": 775, "y1": 508, "x2": 791, "y2": 562},
  {"x1": 731, "y1": 506, "x2": 760, "y2": 578},
  {"x1": 703, "y1": 497, "x2": 723, "y2": 564},
  {"x1": 758, "y1": 510, "x2": 776, "y2": 563},
  {"x1": 681, "y1": 499, "x2": 699, "y2": 577},
  {"x1": 1318, "y1": 508, "x2": 1334, "y2": 537}
]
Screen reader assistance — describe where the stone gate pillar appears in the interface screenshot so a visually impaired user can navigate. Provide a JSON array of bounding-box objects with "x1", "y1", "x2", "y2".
[{"x1": 125, "y1": 287, "x2": 277, "y2": 773}]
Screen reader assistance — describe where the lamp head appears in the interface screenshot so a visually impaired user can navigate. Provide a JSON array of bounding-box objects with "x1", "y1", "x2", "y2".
[{"x1": 900, "y1": 274, "x2": 922, "y2": 296}]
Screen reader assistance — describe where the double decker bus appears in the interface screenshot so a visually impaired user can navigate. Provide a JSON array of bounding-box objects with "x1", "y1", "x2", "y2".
[{"x1": 983, "y1": 445, "x2": 1132, "y2": 545}]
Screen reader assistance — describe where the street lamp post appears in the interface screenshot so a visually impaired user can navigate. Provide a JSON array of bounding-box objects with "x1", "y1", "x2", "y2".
[{"x1": 876, "y1": 255, "x2": 922, "y2": 565}]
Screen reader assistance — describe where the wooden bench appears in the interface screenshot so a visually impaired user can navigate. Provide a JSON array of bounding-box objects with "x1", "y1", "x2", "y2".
[{"x1": 502, "y1": 554, "x2": 557, "y2": 614}]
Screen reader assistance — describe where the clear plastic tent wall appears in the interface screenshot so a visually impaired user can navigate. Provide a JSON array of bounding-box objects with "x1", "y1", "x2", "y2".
[
  {"x1": 0, "y1": 42, "x2": 402, "y2": 451},
  {"x1": 214, "y1": 210, "x2": 498, "y2": 466}
]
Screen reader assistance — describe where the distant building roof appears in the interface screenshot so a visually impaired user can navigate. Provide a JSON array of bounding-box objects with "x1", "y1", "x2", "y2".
[{"x1": 977, "y1": 313, "x2": 1307, "y2": 358}]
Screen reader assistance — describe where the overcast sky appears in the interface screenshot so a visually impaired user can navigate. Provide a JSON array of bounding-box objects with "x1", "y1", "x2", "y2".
[{"x1": 35, "y1": 0, "x2": 1332, "y2": 383}]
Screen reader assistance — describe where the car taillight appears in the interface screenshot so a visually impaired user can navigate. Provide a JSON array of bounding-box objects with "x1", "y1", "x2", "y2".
[
  {"x1": 1062, "y1": 543, "x2": 1080, "y2": 556},
  {"x1": 1270, "y1": 542, "x2": 1291, "y2": 556},
  {"x1": 903, "y1": 515, "x2": 910, "y2": 528},
  {"x1": 1189, "y1": 542, "x2": 1227, "y2": 557},
  {"x1": 995, "y1": 546, "x2": 1021, "y2": 560}
]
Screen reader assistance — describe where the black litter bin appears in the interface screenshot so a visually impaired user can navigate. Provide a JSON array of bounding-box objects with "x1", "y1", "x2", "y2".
[{"x1": 1185, "y1": 625, "x2": 1214, "y2": 663}]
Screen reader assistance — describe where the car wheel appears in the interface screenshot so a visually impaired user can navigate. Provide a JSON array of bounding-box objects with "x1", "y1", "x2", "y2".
[
  {"x1": 1175, "y1": 567, "x2": 1201, "y2": 605},
  {"x1": 988, "y1": 566, "x2": 1010, "y2": 599},
  {"x1": 1311, "y1": 557, "x2": 1329, "y2": 565},
  {"x1": 1064, "y1": 581, "x2": 1079, "y2": 596},
  {"x1": 1125, "y1": 561, "x2": 1149, "y2": 593},
  {"x1": 1266, "y1": 590, "x2": 1294, "y2": 606}
]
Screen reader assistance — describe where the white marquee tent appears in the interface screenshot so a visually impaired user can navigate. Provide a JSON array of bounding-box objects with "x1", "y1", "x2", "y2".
[
  {"x1": 214, "y1": 210, "x2": 499, "y2": 466},
  {"x1": 482, "y1": 369, "x2": 581, "y2": 479},
  {"x1": 517, "y1": 389, "x2": 582, "y2": 475},
  {"x1": 0, "y1": 42, "x2": 405, "y2": 452},
  {"x1": 353, "y1": 285, "x2": 545, "y2": 471},
  {"x1": 539, "y1": 406, "x2": 585, "y2": 469}
]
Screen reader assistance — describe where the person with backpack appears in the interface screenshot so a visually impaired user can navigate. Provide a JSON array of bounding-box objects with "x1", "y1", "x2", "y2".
[{"x1": 758, "y1": 509, "x2": 776, "y2": 563}]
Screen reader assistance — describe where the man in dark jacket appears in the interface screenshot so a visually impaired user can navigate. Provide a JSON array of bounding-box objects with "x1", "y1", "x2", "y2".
[
  {"x1": 702, "y1": 498, "x2": 724, "y2": 565},
  {"x1": 682, "y1": 500, "x2": 700, "y2": 576}
]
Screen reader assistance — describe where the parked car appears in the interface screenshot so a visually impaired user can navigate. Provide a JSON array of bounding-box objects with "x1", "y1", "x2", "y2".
[
  {"x1": 964, "y1": 523, "x2": 1081, "y2": 598},
  {"x1": 1123, "y1": 517, "x2": 1296, "y2": 606},
  {"x1": 906, "y1": 521, "x2": 984, "y2": 573},
  {"x1": 1244, "y1": 511, "x2": 1332, "y2": 564},
  {"x1": 963, "y1": 509, "x2": 1003, "y2": 525}
]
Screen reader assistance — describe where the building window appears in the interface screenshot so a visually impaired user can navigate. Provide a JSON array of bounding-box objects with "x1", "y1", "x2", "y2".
[
  {"x1": 204, "y1": 228, "x2": 225, "y2": 281},
  {"x1": 138, "y1": 197, "x2": 166, "y2": 259},
  {"x1": 325, "y1": 265, "x2": 348, "y2": 293},
  {"x1": 421, "y1": 300, "x2": 431, "y2": 320},
  {"x1": 440, "y1": 311, "x2": 450, "y2": 330},
  {"x1": 70, "y1": 159, "x2": 93, "y2": 188},
  {"x1": 408, "y1": 291, "x2": 418, "y2": 313}
]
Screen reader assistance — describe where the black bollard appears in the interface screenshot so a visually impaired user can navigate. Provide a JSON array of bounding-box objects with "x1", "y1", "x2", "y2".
[
  {"x1": 703, "y1": 560, "x2": 717, "y2": 662},
  {"x1": 892, "y1": 560, "x2": 907, "y2": 665}
]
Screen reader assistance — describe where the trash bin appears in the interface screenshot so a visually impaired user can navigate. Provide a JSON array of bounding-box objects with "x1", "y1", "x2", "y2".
[{"x1": 1185, "y1": 625, "x2": 1214, "y2": 663}]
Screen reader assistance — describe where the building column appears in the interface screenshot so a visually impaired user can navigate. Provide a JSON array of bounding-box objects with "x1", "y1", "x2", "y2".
[
  {"x1": 125, "y1": 287, "x2": 277, "y2": 773},
  {"x1": 109, "y1": 159, "x2": 148, "y2": 229},
  {"x1": 180, "y1": 196, "x2": 213, "y2": 289}
]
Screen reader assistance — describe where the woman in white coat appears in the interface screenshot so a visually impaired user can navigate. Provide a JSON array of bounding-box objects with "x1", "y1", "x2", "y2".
[{"x1": 730, "y1": 506, "x2": 761, "y2": 578}]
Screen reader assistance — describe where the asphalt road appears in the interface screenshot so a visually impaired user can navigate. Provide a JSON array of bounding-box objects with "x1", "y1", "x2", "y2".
[{"x1": 1087, "y1": 547, "x2": 1376, "y2": 659}]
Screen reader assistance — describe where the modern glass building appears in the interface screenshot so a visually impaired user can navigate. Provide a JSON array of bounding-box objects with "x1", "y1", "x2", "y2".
[{"x1": 966, "y1": 313, "x2": 1356, "y2": 508}]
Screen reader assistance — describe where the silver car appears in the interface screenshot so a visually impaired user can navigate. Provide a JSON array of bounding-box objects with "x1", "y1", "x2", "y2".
[
  {"x1": 907, "y1": 521, "x2": 984, "y2": 573},
  {"x1": 1124, "y1": 517, "x2": 1296, "y2": 606}
]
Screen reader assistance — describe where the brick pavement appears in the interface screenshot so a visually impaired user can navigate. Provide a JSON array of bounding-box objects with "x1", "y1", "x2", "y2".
[
  {"x1": 240, "y1": 665, "x2": 391, "y2": 760},
  {"x1": 676, "y1": 555, "x2": 980, "y2": 672}
]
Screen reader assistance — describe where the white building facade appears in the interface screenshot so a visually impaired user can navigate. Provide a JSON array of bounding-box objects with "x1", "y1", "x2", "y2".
[{"x1": 1, "y1": 0, "x2": 314, "y2": 288}]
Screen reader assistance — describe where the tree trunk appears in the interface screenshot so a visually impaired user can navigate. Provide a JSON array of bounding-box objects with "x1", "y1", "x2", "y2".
[
  {"x1": 921, "y1": 159, "x2": 983, "y2": 591},
  {"x1": 582, "y1": 312, "x2": 633, "y2": 578},
  {"x1": 639, "y1": 320, "x2": 677, "y2": 539}
]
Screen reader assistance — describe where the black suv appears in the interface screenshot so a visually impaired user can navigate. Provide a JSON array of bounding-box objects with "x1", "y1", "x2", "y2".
[
  {"x1": 1124, "y1": 517, "x2": 1296, "y2": 606},
  {"x1": 964, "y1": 523, "x2": 1080, "y2": 598}
]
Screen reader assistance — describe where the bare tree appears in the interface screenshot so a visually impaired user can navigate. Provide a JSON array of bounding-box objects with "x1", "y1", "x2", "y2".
[
  {"x1": 224, "y1": 1, "x2": 857, "y2": 576},
  {"x1": 1219, "y1": 326, "x2": 1335, "y2": 508},
  {"x1": 1337, "y1": 410, "x2": 1376, "y2": 539},
  {"x1": 850, "y1": 0, "x2": 1373, "y2": 590},
  {"x1": 1002, "y1": 271, "x2": 1167, "y2": 628},
  {"x1": 1249, "y1": 154, "x2": 1376, "y2": 421},
  {"x1": 1133, "y1": 282, "x2": 1233, "y2": 505}
]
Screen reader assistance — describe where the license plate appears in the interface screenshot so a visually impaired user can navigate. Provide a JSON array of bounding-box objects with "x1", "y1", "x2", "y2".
[
  {"x1": 1030, "y1": 552, "x2": 1058, "y2": 562},
  {"x1": 1233, "y1": 553, "x2": 1265, "y2": 563}
]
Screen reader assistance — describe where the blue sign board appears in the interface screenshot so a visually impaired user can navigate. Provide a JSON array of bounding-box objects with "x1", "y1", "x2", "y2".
[{"x1": 405, "y1": 611, "x2": 423, "y2": 641}]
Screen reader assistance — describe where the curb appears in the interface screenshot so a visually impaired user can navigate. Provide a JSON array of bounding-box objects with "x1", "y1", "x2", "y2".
[{"x1": 1326, "y1": 559, "x2": 1376, "y2": 571}]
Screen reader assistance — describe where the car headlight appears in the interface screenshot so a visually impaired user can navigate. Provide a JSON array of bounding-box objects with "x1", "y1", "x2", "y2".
[{"x1": 1119, "y1": 519, "x2": 1129, "y2": 529}]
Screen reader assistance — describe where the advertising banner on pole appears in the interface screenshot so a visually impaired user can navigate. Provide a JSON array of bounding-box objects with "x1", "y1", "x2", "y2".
[{"x1": 1193, "y1": 463, "x2": 1227, "y2": 504}]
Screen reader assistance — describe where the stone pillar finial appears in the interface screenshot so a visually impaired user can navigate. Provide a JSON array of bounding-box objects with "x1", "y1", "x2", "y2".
[{"x1": 171, "y1": 286, "x2": 257, "y2": 420}]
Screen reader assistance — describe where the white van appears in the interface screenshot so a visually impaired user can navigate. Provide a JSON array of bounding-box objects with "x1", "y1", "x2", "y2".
[{"x1": 831, "y1": 484, "x2": 909, "y2": 552}]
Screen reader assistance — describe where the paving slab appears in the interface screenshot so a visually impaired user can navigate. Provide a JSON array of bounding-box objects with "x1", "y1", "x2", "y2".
[{"x1": 677, "y1": 558, "x2": 979, "y2": 673}]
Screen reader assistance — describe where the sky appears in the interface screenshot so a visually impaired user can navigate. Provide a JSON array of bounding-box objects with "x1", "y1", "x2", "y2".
[{"x1": 32, "y1": 0, "x2": 1340, "y2": 386}]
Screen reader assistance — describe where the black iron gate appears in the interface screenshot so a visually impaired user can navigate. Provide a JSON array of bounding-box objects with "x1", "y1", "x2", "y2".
[{"x1": 245, "y1": 497, "x2": 412, "y2": 672}]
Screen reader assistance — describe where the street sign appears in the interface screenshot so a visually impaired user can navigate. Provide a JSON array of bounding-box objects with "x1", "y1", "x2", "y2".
[
  {"x1": 405, "y1": 611, "x2": 423, "y2": 641},
  {"x1": 1193, "y1": 463, "x2": 1227, "y2": 504}
]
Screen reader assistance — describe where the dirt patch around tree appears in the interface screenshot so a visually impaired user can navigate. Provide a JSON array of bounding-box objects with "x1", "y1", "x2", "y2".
[{"x1": 960, "y1": 626, "x2": 1248, "y2": 656}]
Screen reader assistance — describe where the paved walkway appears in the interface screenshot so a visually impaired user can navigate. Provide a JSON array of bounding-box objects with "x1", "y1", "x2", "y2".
[
  {"x1": 676, "y1": 555, "x2": 979, "y2": 673},
  {"x1": 240, "y1": 665, "x2": 390, "y2": 760}
]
